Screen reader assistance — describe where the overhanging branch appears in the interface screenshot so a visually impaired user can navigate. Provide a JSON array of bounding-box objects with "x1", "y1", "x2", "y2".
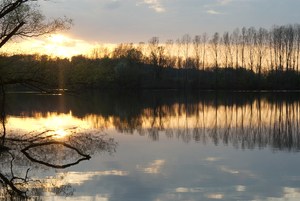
[{"x1": 0, "y1": 21, "x2": 25, "y2": 48}]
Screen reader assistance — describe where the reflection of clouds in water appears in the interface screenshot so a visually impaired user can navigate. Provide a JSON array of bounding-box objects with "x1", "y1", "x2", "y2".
[
  {"x1": 252, "y1": 187, "x2": 300, "y2": 201},
  {"x1": 45, "y1": 194, "x2": 110, "y2": 201},
  {"x1": 136, "y1": 159, "x2": 165, "y2": 174},
  {"x1": 282, "y1": 187, "x2": 300, "y2": 199},
  {"x1": 220, "y1": 166, "x2": 239, "y2": 174},
  {"x1": 206, "y1": 193, "x2": 224, "y2": 199},
  {"x1": 175, "y1": 187, "x2": 203, "y2": 193},
  {"x1": 218, "y1": 165, "x2": 257, "y2": 179},
  {"x1": 205, "y1": 157, "x2": 222, "y2": 162},
  {"x1": 50, "y1": 170, "x2": 129, "y2": 185},
  {"x1": 236, "y1": 185, "x2": 246, "y2": 192}
]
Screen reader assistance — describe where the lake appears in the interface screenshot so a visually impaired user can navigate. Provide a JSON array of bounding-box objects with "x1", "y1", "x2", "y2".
[{"x1": 1, "y1": 90, "x2": 300, "y2": 201}]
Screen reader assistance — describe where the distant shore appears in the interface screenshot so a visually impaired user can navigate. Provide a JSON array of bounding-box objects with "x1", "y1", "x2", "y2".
[{"x1": 1, "y1": 54, "x2": 300, "y2": 91}]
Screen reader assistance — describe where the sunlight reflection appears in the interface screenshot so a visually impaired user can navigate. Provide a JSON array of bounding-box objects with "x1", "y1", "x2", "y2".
[
  {"x1": 6, "y1": 112, "x2": 93, "y2": 140},
  {"x1": 53, "y1": 129, "x2": 68, "y2": 139}
]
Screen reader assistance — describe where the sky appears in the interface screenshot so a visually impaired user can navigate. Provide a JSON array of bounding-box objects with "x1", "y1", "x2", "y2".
[
  {"x1": 3, "y1": 0, "x2": 300, "y2": 57},
  {"x1": 39, "y1": 0, "x2": 300, "y2": 43}
]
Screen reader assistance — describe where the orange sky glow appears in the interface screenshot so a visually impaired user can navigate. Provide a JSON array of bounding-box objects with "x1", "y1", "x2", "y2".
[{"x1": 0, "y1": 34, "x2": 105, "y2": 58}]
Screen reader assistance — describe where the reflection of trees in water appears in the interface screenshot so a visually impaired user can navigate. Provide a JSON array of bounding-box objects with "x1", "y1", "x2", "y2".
[
  {"x1": 7, "y1": 91, "x2": 299, "y2": 151},
  {"x1": 0, "y1": 128, "x2": 117, "y2": 200},
  {"x1": 111, "y1": 96, "x2": 300, "y2": 151}
]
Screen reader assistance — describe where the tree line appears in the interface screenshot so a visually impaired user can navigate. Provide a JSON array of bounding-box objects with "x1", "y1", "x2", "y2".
[
  {"x1": 1, "y1": 24, "x2": 300, "y2": 90},
  {"x1": 93, "y1": 24, "x2": 300, "y2": 73}
]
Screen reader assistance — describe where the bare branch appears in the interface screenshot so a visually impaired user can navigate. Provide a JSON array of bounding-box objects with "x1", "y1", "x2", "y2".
[{"x1": 0, "y1": 0, "x2": 72, "y2": 48}]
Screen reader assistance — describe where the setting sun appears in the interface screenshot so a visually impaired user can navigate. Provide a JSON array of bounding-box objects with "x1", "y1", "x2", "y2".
[
  {"x1": 0, "y1": 34, "x2": 95, "y2": 58},
  {"x1": 50, "y1": 34, "x2": 66, "y2": 44},
  {"x1": 42, "y1": 34, "x2": 94, "y2": 58}
]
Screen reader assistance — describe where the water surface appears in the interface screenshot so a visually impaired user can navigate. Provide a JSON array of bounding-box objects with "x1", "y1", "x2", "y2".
[{"x1": 1, "y1": 91, "x2": 300, "y2": 200}]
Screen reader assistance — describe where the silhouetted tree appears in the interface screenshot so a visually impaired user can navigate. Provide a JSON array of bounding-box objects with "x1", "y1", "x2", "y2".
[
  {"x1": 201, "y1": 33, "x2": 208, "y2": 70},
  {"x1": 211, "y1": 32, "x2": 220, "y2": 68},
  {"x1": 222, "y1": 32, "x2": 231, "y2": 68},
  {"x1": 0, "y1": 0, "x2": 71, "y2": 48},
  {"x1": 193, "y1": 35, "x2": 201, "y2": 69}
]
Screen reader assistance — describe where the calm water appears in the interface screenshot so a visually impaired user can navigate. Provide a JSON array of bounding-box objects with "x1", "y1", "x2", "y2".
[{"x1": 1, "y1": 91, "x2": 300, "y2": 200}]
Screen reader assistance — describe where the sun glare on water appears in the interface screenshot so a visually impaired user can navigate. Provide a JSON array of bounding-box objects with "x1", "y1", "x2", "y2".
[
  {"x1": 54, "y1": 129, "x2": 68, "y2": 139},
  {"x1": 6, "y1": 112, "x2": 93, "y2": 140}
]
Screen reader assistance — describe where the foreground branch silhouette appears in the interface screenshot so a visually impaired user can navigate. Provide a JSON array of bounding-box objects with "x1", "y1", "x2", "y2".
[
  {"x1": 21, "y1": 141, "x2": 91, "y2": 169},
  {"x1": 0, "y1": 127, "x2": 117, "y2": 199},
  {"x1": 0, "y1": 0, "x2": 72, "y2": 48}
]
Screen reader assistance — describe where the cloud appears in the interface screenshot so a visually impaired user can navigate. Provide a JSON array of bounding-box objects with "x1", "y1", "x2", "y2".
[
  {"x1": 206, "y1": 9, "x2": 223, "y2": 15},
  {"x1": 103, "y1": 0, "x2": 121, "y2": 10},
  {"x1": 138, "y1": 0, "x2": 166, "y2": 13},
  {"x1": 218, "y1": 0, "x2": 233, "y2": 5},
  {"x1": 204, "y1": 0, "x2": 234, "y2": 8}
]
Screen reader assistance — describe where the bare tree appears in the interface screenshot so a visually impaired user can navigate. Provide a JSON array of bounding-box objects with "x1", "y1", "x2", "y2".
[
  {"x1": 241, "y1": 27, "x2": 247, "y2": 68},
  {"x1": 0, "y1": 0, "x2": 72, "y2": 48},
  {"x1": 232, "y1": 28, "x2": 240, "y2": 68},
  {"x1": 193, "y1": 35, "x2": 201, "y2": 69},
  {"x1": 268, "y1": 28, "x2": 274, "y2": 71},
  {"x1": 247, "y1": 27, "x2": 256, "y2": 71},
  {"x1": 165, "y1": 39, "x2": 176, "y2": 68},
  {"x1": 283, "y1": 25, "x2": 295, "y2": 71},
  {"x1": 176, "y1": 38, "x2": 183, "y2": 68},
  {"x1": 295, "y1": 24, "x2": 300, "y2": 72},
  {"x1": 91, "y1": 45, "x2": 110, "y2": 59},
  {"x1": 148, "y1": 36, "x2": 160, "y2": 66},
  {"x1": 181, "y1": 34, "x2": 191, "y2": 68},
  {"x1": 223, "y1": 32, "x2": 231, "y2": 68},
  {"x1": 201, "y1": 33, "x2": 208, "y2": 70},
  {"x1": 272, "y1": 25, "x2": 284, "y2": 71},
  {"x1": 256, "y1": 27, "x2": 268, "y2": 75},
  {"x1": 211, "y1": 32, "x2": 220, "y2": 68}
]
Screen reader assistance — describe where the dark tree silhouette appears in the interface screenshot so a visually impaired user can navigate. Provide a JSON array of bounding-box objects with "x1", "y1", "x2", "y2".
[{"x1": 0, "y1": 0, "x2": 72, "y2": 48}]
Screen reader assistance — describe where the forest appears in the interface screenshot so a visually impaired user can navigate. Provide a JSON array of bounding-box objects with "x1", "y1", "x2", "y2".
[{"x1": 1, "y1": 24, "x2": 300, "y2": 90}]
